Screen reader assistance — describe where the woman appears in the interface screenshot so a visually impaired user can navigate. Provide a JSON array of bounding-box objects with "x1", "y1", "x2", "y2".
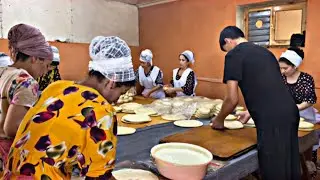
[
  {"x1": 4, "y1": 36, "x2": 136, "y2": 179},
  {"x1": 0, "y1": 24, "x2": 53, "y2": 176},
  {"x1": 279, "y1": 47, "x2": 317, "y2": 121},
  {"x1": 37, "y1": 46, "x2": 62, "y2": 91},
  {"x1": 164, "y1": 50, "x2": 197, "y2": 97},
  {"x1": 136, "y1": 49, "x2": 165, "y2": 99}
]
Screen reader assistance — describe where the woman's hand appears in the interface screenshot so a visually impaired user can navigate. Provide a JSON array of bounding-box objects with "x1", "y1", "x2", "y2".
[{"x1": 236, "y1": 110, "x2": 251, "y2": 124}]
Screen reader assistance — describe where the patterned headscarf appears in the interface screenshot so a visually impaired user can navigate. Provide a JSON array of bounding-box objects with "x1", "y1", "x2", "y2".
[{"x1": 8, "y1": 24, "x2": 53, "y2": 60}]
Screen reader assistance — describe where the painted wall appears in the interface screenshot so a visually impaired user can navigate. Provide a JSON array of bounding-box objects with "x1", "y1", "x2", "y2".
[
  {"x1": 1, "y1": 0, "x2": 139, "y2": 46},
  {"x1": 139, "y1": 0, "x2": 320, "y2": 108}
]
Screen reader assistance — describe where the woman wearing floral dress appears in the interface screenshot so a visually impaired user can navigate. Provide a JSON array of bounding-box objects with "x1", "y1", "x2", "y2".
[
  {"x1": 4, "y1": 36, "x2": 136, "y2": 179},
  {"x1": 0, "y1": 24, "x2": 53, "y2": 176}
]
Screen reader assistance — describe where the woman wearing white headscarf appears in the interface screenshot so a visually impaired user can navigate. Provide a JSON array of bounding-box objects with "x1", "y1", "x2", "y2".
[
  {"x1": 279, "y1": 47, "x2": 317, "y2": 122},
  {"x1": 164, "y1": 50, "x2": 198, "y2": 97},
  {"x1": 135, "y1": 49, "x2": 165, "y2": 99}
]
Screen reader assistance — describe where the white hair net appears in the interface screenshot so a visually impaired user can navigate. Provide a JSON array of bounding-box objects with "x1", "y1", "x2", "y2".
[
  {"x1": 89, "y1": 36, "x2": 135, "y2": 82},
  {"x1": 181, "y1": 50, "x2": 195, "y2": 64},
  {"x1": 140, "y1": 49, "x2": 153, "y2": 65},
  {"x1": 0, "y1": 53, "x2": 13, "y2": 67}
]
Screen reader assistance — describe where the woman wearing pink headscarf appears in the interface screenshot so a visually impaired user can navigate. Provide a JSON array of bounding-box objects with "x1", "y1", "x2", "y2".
[{"x1": 0, "y1": 24, "x2": 53, "y2": 176}]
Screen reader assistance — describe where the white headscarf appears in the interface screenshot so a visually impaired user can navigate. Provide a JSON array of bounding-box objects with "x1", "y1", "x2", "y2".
[
  {"x1": 0, "y1": 53, "x2": 13, "y2": 67},
  {"x1": 280, "y1": 50, "x2": 303, "y2": 67},
  {"x1": 140, "y1": 49, "x2": 153, "y2": 65},
  {"x1": 88, "y1": 36, "x2": 135, "y2": 82},
  {"x1": 181, "y1": 50, "x2": 195, "y2": 64},
  {"x1": 51, "y1": 46, "x2": 60, "y2": 63}
]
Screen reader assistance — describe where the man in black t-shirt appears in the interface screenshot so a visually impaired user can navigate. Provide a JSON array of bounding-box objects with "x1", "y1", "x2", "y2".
[{"x1": 211, "y1": 26, "x2": 300, "y2": 179}]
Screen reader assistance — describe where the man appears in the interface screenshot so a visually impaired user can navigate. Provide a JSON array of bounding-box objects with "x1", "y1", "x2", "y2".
[
  {"x1": 4, "y1": 36, "x2": 135, "y2": 179},
  {"x1": 211, "y1": 26, "x2": 300, "y2": 179},
  {"x1": 37, "y1": 46, "x2": 61, "y2": 91}
]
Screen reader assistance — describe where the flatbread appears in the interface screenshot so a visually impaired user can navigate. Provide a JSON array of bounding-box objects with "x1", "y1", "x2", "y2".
[
  {"x1": 117, "y1": 126, "x2": 136, "y2": 135},
  {"x1": 173, "y1": 101, "x2": 184, "y2": 107},
  {"x1": 112, "y1": 169, "x2": 159, "y2": 180},
  {"x1": 174, "y1": 120, "x2": 203, "y2": 128},
  {"x1": 299, "y1": 128, "x2": 314, "y2": 132},
  {"x1": 224, "y1": 121, "x2": 244, "y2": 129},
  {"x1": 197, "y1": 107, "x2": 211, "y2": 115},
  {"x1": 134, "y1": 107, "x2": 157, "y2": 116},
  {"x1": 246, "y1": 118, "x2": 255, "y2": 125},
  {"x1": 120, "y1": 103, "x2": 143, "y2": 113},
  {"x1": 225, "y1": 114, "x2": 237, "y2": 121},
  {"x1": 161, "y1": 114, "x2": 186, "y2": 121},
  {"x1": 113, "y1": 106, "x2": 122, "y2": 113},
  {"x1": 121, "y1": 114, "x2": 151, "y2": 124},
  {"x1": 299, "y1": 121, "x2": 314, "y2": 129}
]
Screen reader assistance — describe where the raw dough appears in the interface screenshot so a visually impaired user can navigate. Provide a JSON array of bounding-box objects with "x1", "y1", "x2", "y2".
[
  {"x1": 134, "y1": 107, "x2": 157, "y2": 116},
  {"x1": 224, "y1": 121, "x2": 244, "y2": 129},
  {"x1": 161, "y1": 114, "x2": 186, "y2": 121},
  {"x1": 299, "y1": 121, "x2": 314, "y2": 129},
  {"x1": 112, "y1": 169, "x2": 159, "y2": 180},
  {"x1": 246, "y1": 118, "x2": 255, "y2": 125},
  {"x1": 113, "y1": 106, "x2": 122, "y2": 112},
  {"x1": 117, "y1": 126, "x2": 136, "y2": 135},
  {"x1": 225, "y1": 114, "x2": 237, "y2": 121},
  {"x1": 173, "y1": 101, "x2": 184, "y2": 107},
  {"x1": 122, "y1": 114, "x2": 151, "y2": 124},
  {"x1": 300, "y1": 117, "x2": 305, "y2": 122},
  {"x1": 174, "y1": 120, "x2": 203, "y2": 128}
]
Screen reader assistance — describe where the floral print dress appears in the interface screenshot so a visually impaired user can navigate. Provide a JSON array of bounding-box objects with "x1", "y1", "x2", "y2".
[
  {"x1": 4, "y1": 80, "x2": 117, "y2": 179},
  {"x1": 0, "y1": 67, "x2": 39, "y2": 176}
]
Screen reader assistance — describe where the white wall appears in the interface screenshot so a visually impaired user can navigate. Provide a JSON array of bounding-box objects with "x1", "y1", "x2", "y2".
[{"x1": 0, "y1": 0, "x2": 139, "y2": 46}]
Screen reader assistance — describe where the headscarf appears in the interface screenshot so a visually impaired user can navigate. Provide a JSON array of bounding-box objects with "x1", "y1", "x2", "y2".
[
  {"x1": 89, "y1": 36, "x2": 135, "y2": 82},
  {"x1": 181, "y1": 50, "x2": 195, "y2": 64},
  {"x1": 140, "y1": 49, "x2": 153, "y2": 65},
  {"x1": 51, "y1": 46, "x2": 60, "y2": 63},
  {"x1": 280, "y1": 50, "x2": 303, "y2": 67},
  {"x1": 8, "y1": 24, "x2": 53, "y2": 60},
  {"x1": 0, "y1": 53, "x2": 13, "y2": 67}
]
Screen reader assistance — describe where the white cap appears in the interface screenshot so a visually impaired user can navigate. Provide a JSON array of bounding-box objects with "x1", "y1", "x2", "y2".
[
  {"x1": 280, "y1": 50, "x2": 302, "y2": 67},
  {"x1": 140, "y1": 49, "x2": 153, "y2": 65},
  {"x1": 181, "y1": 50, "x2": 195, "y2": 64}
]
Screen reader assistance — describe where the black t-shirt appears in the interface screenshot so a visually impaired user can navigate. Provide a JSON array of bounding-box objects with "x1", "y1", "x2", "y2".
[{"x1": 223, "y1": 42, "x2": 299, "y2": 126}]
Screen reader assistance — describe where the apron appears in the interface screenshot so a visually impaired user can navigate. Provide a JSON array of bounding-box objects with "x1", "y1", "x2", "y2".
[
  {"x1": 138, "y1": 66, "x2": 165, "y2": 99},
  {"x1": 300, "y1": 106, "x2": 316, "y2": 123},
  {"x1": 173, "y1": 68, "x2": 197, "y2": 97}
]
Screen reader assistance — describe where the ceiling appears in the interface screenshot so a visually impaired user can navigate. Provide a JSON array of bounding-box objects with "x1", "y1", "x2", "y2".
[{"x1": 112, "y1": 0, "x2": 179, "y2": 7}]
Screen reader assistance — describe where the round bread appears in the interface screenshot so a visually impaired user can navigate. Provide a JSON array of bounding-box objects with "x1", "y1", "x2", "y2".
[
  {"x1": 112, "y1": 169, "x2": 159, "y2": 180},
  {"x1": 299, "y1": 121, "x2": 314, "y2": 129},
  {"x1": 224, "y1": 121, "x2": 244, "y2": 129},
  {"x1": 225, "y1": 114, "x2": 237, "y2": 121},
  {"x1": 121, "y1": 114, "x2": 151, "y2": 124},
  {"x1": 174, "y1": 120, "x2": 203, "y2": 128},
  {"x1": 117, "y1": 127, "x2": 136, "y2": 135},
  {"x1": 161, "y1": 114, "x2": 186, "y2": 121}
]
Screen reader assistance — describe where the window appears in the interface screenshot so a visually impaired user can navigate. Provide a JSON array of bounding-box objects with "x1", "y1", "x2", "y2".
[{"x1": 242, "y1": 2, "x2": 306, "y2": 47}]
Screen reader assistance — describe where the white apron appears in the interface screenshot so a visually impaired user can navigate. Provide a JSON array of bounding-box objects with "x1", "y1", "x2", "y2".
[
  {"x1": 139, "y1": 66, "x2": 165, "y2": 99},
  {"x1": 173, "y1": 68, "x2": 197, "y2": 97}
]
